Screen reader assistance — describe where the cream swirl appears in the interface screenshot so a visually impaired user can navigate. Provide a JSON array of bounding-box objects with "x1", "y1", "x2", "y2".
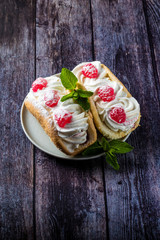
[
  {"x1": 72, "y1": 61, "x2": 107, "y2": 89},
  {"x1": 53, "y1": 99, "x2": 88, "y2": 152},
  {"x1": 96, "y1": 97, "x2": 140, "y2": 132}
]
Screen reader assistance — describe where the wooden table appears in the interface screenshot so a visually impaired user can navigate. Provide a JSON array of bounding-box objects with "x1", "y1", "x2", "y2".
[{"x1": 0, "y1": 0, "x2": 160, "y2": 239}]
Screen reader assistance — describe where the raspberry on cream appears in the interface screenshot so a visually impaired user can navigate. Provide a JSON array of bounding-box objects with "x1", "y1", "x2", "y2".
[
  {"x1": 96, "y1": 97, "x2": 139, "y2": 132},
  {"x1": 109, "y1": 107, "x2": 126, "y2": 123},
  {"x1": 98, "y1": 86, "x2": 115, "y2": 102},
  {"x1": 82, "y1": 63, "x2": 98, "y2": 78},
  {"x1": 44, "y1": 90, "x2": 60, "y2": 107},
  {"x1": 32, "y1": 77, "x2": 47, "y2": 92},
  {"x1": 54, "y1": 109, "x2": 72, "y2": 127}
]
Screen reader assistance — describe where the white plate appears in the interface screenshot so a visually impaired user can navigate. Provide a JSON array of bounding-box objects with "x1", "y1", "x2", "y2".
[
  {"x1": 20, "y1": 101, "x2": 105, "y2": 160},
  {"x1": 20, "y1": 101, "x2": 130, "y2": 160}
]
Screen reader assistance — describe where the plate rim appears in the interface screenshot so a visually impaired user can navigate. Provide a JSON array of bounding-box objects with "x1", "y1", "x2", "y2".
[{"x1": 20, "y1": 100, "x2": 105, "y2": 160}]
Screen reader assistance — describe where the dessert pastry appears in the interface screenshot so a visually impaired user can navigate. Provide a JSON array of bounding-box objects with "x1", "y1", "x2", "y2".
[
  {"x1": 72, "y1": 61, "x2": 141, "y2": 139},
  {"x1": 24, "y1": 74, "x2": 97, "y2": 156}
]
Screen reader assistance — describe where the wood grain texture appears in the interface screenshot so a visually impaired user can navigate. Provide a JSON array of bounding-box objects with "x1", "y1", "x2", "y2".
[
  {"x1": 142, "y1": 0, "x2": 160, "y2": 99},
  {"x1": 91, "y1": 0, "x2": 160, "y2": 239},
  {"x1": 0, "y1": 0, "x2": 35, "y2": 239},
  {"x1": 0, "y1": 0, "x2": 159, "y2": 239},
  {"x1": 35, "y1": 0, "x2": 107, "y2": 239}
]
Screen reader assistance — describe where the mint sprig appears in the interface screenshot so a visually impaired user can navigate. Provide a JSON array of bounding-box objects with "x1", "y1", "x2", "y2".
[
  {"x1": 82, "y1": 137, "x2": 134, "y2": 170},
  {"x1": 109, "y1": 140, "x2": 133, "y2": 153},
  {"x1": 76, "y1": 89, "x2": 93, "y2": 98},
  {"x1": 106, "y1": 152, "x2": 120, "y2": 170},
  {"x1": 76, "y1": 97, "x2": 90, "y2": 111},
  {"x1": 60, "y1": 68, "x2": 93, "y2": 110},
  {"x1": 81, "y1": 142, "x2": 104, "y2": 156},
  {"x1": 61, "y1": 92, "x2": 74, "y2": 102},
  {"x1": 60, "y1": 68, "x2": 78, "y2": 90}
]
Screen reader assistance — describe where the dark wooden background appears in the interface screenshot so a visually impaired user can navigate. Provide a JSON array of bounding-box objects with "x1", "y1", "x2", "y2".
[{"x1": 0, "y1": 0, "x2": 160, "y2": 239}]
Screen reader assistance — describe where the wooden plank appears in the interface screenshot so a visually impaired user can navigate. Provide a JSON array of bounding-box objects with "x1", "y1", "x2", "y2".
[
  {"x1": 91, "y1": 0, "x2": 160, "y2": 239},
  {"x1": 0, "y1": 0, "x2": 35, "y2": 239},
  {"x1": 35, "y1": 0, "x2": 107, "y2": 239},
  {"x1": 142, "y1": 0, "x2": 160, "y2": 96}
]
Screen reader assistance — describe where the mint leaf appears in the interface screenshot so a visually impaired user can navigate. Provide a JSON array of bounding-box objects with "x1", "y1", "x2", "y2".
[
  {"x1": 105, "y1": 152, "x2": 119, "y2": 170},
  {"x1": 82, "y1": 142, "x2": 103, "y2": 156},
  {"x1": 59, "y1": 68, "x2": 92, "y2": 110},
  {"x1": 100, "y1": 137, "x2": 110, "y2": 151},
  {"x1": 109, "y1": 140, "x2": 133, "y2": 154},
  {"x1": 76, "y1": 89, "x2": 93, "y2": 98},
  {"x1": 61, "y1": 92, "x2": 74, "y2": 102},
  {"x1": 73, "y1": 91, "x2": 79, "y2": 99},
  {"x1": 76, "y1": 97, "x2": 90, "y2": 111},
  {"x1": 60, "y1": 68, "x2": 78, "y2": 90},
  {"x1": 82, "y1": 136, "x2": 134, "y2": 170}
]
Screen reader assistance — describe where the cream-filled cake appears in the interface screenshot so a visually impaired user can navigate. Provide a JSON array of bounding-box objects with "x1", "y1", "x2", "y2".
[
  {"x1": 24, "y1": 74, "x2": 97, "y2": 156},
  {"x1": 72, "y1": 61, "x2": 140, "y2": 139}
]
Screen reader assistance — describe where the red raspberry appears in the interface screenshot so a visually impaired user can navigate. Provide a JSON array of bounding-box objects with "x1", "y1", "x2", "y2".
[
  {"x1": 54, "y1": 110, "x2": 72, "y2": 128},
  {"x1": 98, "y1": 86, "x2": 115, "y2": 102},
  {"x1": 82, "y1": 63, "x2": 98, "y2": 78},
  {"x1": 32, "y1": 77, "x2": 47, "y2": 92},
  {"x1": 109, "y1": 107, "x2": 126, "y2": 123},
  {"x1": 44, "y1": 90, "x2": 60, "y2": 107}
]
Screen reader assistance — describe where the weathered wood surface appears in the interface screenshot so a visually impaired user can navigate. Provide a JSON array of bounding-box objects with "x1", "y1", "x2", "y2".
[
  {"x1": 0, "y1": 0, "x2": 35, "y2": 239},
  {"x1": 35, "y1": 0, "x2": 106, "y2": 239},
  {"x1": 91, "y1": 0, "x2": 160, "y2": 239},
  {"x1": 143, "y1": 0, "x2": 160, "y2": 79},
  {"x1": 0, "y1": 0, "x2": 159, "y2": 239}
]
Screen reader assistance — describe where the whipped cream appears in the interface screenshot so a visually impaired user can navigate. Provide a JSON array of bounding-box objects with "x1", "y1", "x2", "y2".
[
  {"x1": 72, "y1": 61, "x2": 140, "y2": 132},
  {"x1": 26, "y1": 75, "x2": 89, "y2": 152},
  {"x1": 53, "y1": 99, "x2": 88, "y2": 152},
  {"x1": 96, "y1": 97, "x2": 140, "y2": 132}
]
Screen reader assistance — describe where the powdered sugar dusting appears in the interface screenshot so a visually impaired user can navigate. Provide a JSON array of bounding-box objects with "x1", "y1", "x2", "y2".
[
  {"x1": 82, "y1": 63, "x2": 98, "y2": 78},
  {"x1": 44, "y1": 90, "x2": 54, "y2": 100},
  {"x1": 32, "y1": 78, "x2": 47, "y2": 92},
  {"x1": 54, "y1": 109, "x2": 72, "y2": 127}
]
